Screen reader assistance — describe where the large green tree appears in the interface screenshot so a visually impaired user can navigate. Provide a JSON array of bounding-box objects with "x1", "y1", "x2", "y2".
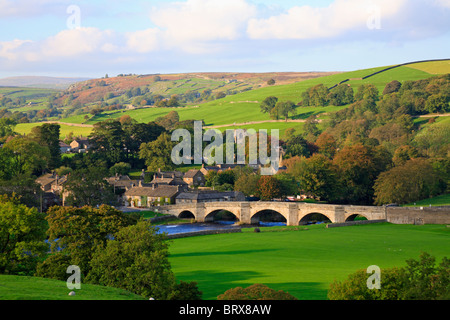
[
  {"x1": 3, "y1": 136, "x2": 50, "y2": 177},
  {"x1": 374, "y1": 158, "x2": 445, "y2": 205},
  {"x1": 139, "y1": 132, "x2": 176, "y2": 172},
  {"x1": 36, "y1": 205, "x2": 138, "y2": 280},
  {"x1": 30, "y1": 123, "x2": 61, "y2": 170},
  {"x1": 86, "y1": 220, "x2": 201, "y2": 300},
  {"x1": 0, "y1": 195, "x2": 47, "y2": 275}
]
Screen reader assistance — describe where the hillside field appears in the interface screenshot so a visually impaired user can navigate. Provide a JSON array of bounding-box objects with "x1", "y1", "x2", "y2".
[
  {"x1": 168, "y1": 223, "x2": 450, "y2": 300},
  {"x1": 10, "y1": 60, "x2": 450, "y2": 138}
]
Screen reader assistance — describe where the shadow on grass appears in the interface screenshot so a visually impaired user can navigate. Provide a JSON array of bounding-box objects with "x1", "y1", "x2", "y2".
[
  {"x1": 175, "y1": 269, "x2": 328, "y2": 300},
  {"x1": 170, "y1": 248, "x2": 278, "y2": 259}
]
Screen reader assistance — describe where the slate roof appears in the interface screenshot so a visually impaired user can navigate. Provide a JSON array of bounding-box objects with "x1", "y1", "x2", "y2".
[{"x1": 124, "y1": 185, "x2": 181, "y2": 198}]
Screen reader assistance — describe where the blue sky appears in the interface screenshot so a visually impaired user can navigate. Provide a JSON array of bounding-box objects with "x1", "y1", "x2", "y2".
[{"x1": 0, "y1": 0, "x2": 449, "y2": 78}]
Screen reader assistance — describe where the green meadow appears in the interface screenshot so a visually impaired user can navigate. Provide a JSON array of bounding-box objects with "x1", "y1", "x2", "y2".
[
  {"x1": 404, "y1": 194, "x2": 450, "y2": 207},
  {"x1": 1, "y1": 223, "x2": 448, "y2": 300},
  {"x1": 15, "y1": 122, "x2": 93, "y2": 138},
  {"x1": 168, "y1": 223, "x2": 450, "y2": 300},
  {"x1": 0, "y1": 275, "x2": 146, "y2": 300}
]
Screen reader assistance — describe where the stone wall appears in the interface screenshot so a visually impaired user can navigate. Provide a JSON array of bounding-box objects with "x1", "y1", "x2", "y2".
[
  {"x1": 165, "y1": 227, "x2": 242, "y2": 239},
  {"x1": 326, "y1": 219, "x2": 387, "y2": 228},
  {"x1": 386, "y1": 206, "x2": 450, "y2": 225}
]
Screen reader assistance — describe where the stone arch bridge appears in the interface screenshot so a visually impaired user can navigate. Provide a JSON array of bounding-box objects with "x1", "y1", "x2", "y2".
[{"x1": 157, "y1": 202, "x2": 387, "y2": 226}]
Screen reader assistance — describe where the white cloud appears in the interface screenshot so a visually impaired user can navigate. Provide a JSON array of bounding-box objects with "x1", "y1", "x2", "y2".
[
  {"x1": 42, "y1": 27, "x2": 118, "y2": 57},
  {"x1": 0, "y1": 0, "x2": 70, "y2": 18},
  {"x1": 125, "y1": 28, "x2": 162, "y2": 53},
  {"x1": 149, "y1": 0, "x2": 257, "y2": 53},
  {"x1": 247, "y1": 0, "x2": 408, "y2": 40},
  {"x1": 435, "y1": 0, "x2": 450, "y2": 8}
]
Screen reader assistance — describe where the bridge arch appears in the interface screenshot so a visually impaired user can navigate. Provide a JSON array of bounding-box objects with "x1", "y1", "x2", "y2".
[
  {"x1": 204, "y1": 209, "x2": 240, "y2": 223},
  {"x1": 250, "y1": 209, "x2": 287, "y2": 225},
  {"x1": 345, "y1": 213, "x2": 369, "y2": 222},
  {"x1": 299, "y1": 212, "x2": 332, "y2": 225},
  {"x1": 178, "y1": 210, "x2": 196, "y2": 220}
]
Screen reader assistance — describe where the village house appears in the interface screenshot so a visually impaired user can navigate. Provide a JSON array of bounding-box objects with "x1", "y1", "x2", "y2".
[
  {"x1": 182, "y1": 169, "x2": 205, "y2": 187},
  {"x1": 150, "y1": 169, "x2": 188, "y2": 188},
  {"x1": 35, "y1": 172, "x2": 69, "y2": 208},
  {"x1": 106, "y1": 174, "x2": 143, "y2": 192},
  {"x1": 59, "y1": 141, "x2": 71, "y2": 154},
  {"x1": 70, "y1": 137, "x2": 91, "y2": 153},
  {"x1": 124, "y1": 184, "x2": 183, "y2": 208}
]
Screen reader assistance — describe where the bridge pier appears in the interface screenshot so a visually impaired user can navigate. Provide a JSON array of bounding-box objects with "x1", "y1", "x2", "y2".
[
  {"x1": 240, "y1": 202, "x2": 251, "y2": 225},
  {"x1": 334, "y1": 206, "x2": 346, "y2": 224},
  {"x1": 287, "y1": 204, "x2": 299, "y2": 226}
]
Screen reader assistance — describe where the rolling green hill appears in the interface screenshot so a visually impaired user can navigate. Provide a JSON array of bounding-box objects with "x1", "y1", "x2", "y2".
[
  {"x1": 0, "y1": 275, "x2": 146, "y2": 300},
  {"x1": 12, "y1": 59, "x2": 450, "y2": 138}
]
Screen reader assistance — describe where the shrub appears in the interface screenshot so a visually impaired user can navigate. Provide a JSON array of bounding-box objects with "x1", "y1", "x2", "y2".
[{"x1": 217, "y1": 284, "x2": 297, "y2": 300}]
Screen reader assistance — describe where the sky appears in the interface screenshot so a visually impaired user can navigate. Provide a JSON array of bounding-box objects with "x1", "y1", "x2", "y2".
[{"x1": 0, "y1": 0, "x2": 449, "y2": 78}]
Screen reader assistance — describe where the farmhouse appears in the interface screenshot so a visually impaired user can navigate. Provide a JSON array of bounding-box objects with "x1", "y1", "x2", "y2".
[
  {"x1": 70, "y1": 137, "x2": 91, "y2": 152},
  {"x1": 106, "y1": 175, "x2": 143, "y2": 191},
  {"x1": 183, "y1": 169, "x2": 205, "y2": 187},
  {"x1": 124, "y1": 185, "x2": 183, "y2": 207}
]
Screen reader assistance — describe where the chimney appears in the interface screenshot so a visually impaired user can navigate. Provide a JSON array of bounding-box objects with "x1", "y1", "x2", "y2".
[
  {"x1": 139, "y1": 180, "x2": 142, "y2": 187},
  {"x1": 152, "y1": 184, "x2": 155, "y2": 190}
]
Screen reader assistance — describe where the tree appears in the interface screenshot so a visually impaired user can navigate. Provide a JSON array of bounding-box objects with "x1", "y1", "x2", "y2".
[
  {"x1": 37, "y1": 205, "x2": 138, "y2": 279},
  {"x1": 303, "y1": 114, "x2": 321, "y2": 140},
  {"x1": 86, "y1": 220, "x2": 200, "y2": 300},
  {"x1": 267, "y1": 79, "x2": 276, "y2": 86},
  {"x1": 315, "y1": 132, "x2": 338, "y2": 159},
  {"x1": 0, "y1": 118, "x2": 17, "y2": 141},
  {"x1": 255, "y1": 176, "x2": 282, "y2": 201},
  {"x1": 328, "y1": 252, "x2": 449, "y2": 300},
  {"x1": 218, "y1": 284, "x2": 297, "y2": 300},
  {"x1": 234, "y1": 173, "x2": 260, "y2": 197},
  {"x1": 302, "y1": 84, "x2": 329, "y2": 107},
  {"x1": 284, "y1": 134, "x2": 310, "y2": 158},
  {"x1": 3, "y1": 136, "x2": 50, "y2": 177},
  {"x1": 64, "y1": 166, "x2": 117, "y2": 207},
  {"x1": 122, "y1": 121, "x2": 166, "y2": 159},
  {"x1": 333, "y1": 144, "x2": 390, "y2": 205},
  {"x1": 30, "y1": 123, "x2": 61, "y2": 170},
  {"x1": 260, "y1": 96, "x2": 278, "y2": 114},
  {"x1": 139, "y1": 132, "x2": 175, "y2": 172},
  {"x1": 383, "y1": 80, "x2": 402, "y2": 95},
  {"x1": 0, "y1": 195, "x2": 47, "y2": 275},
  {"x1": 328, "y1": 84, "x2": 354, "y2": 106},
  {"x1": 89, "y1": 119, "x2": 125, "y2": 165},
  {"x1": 374, "y1": 158, "x2": 445, "y2": 205},
  {"x1": 274, "y1": 100, "x2": 296, "y2": 121},
  {"x1": 290, "y1": 154, "x2": 342, "y2": 202},
  {"x1": 109, "y1": 162, "x2": 131, "y2": 176},
  {"x1": 155, "y1": 111, "x2": 180, "y2": 130}
]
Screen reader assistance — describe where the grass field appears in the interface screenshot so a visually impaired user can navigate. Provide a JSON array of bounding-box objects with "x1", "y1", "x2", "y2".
[
  {"x1": 15, "y1": 122, "x2": 93, "y2": 138},
  {"x1": 404, "y1": 194, "x2": 450, "y2": 207},
  {"x1": 168, "y1": 223, "x2": 450, "y2": 300},
  {"x1": 0, "y1": 275, "x2": 146, "y2": 300},
  {"x1": 0, "y1": 223, "x2": 448, "y2": 300}
]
